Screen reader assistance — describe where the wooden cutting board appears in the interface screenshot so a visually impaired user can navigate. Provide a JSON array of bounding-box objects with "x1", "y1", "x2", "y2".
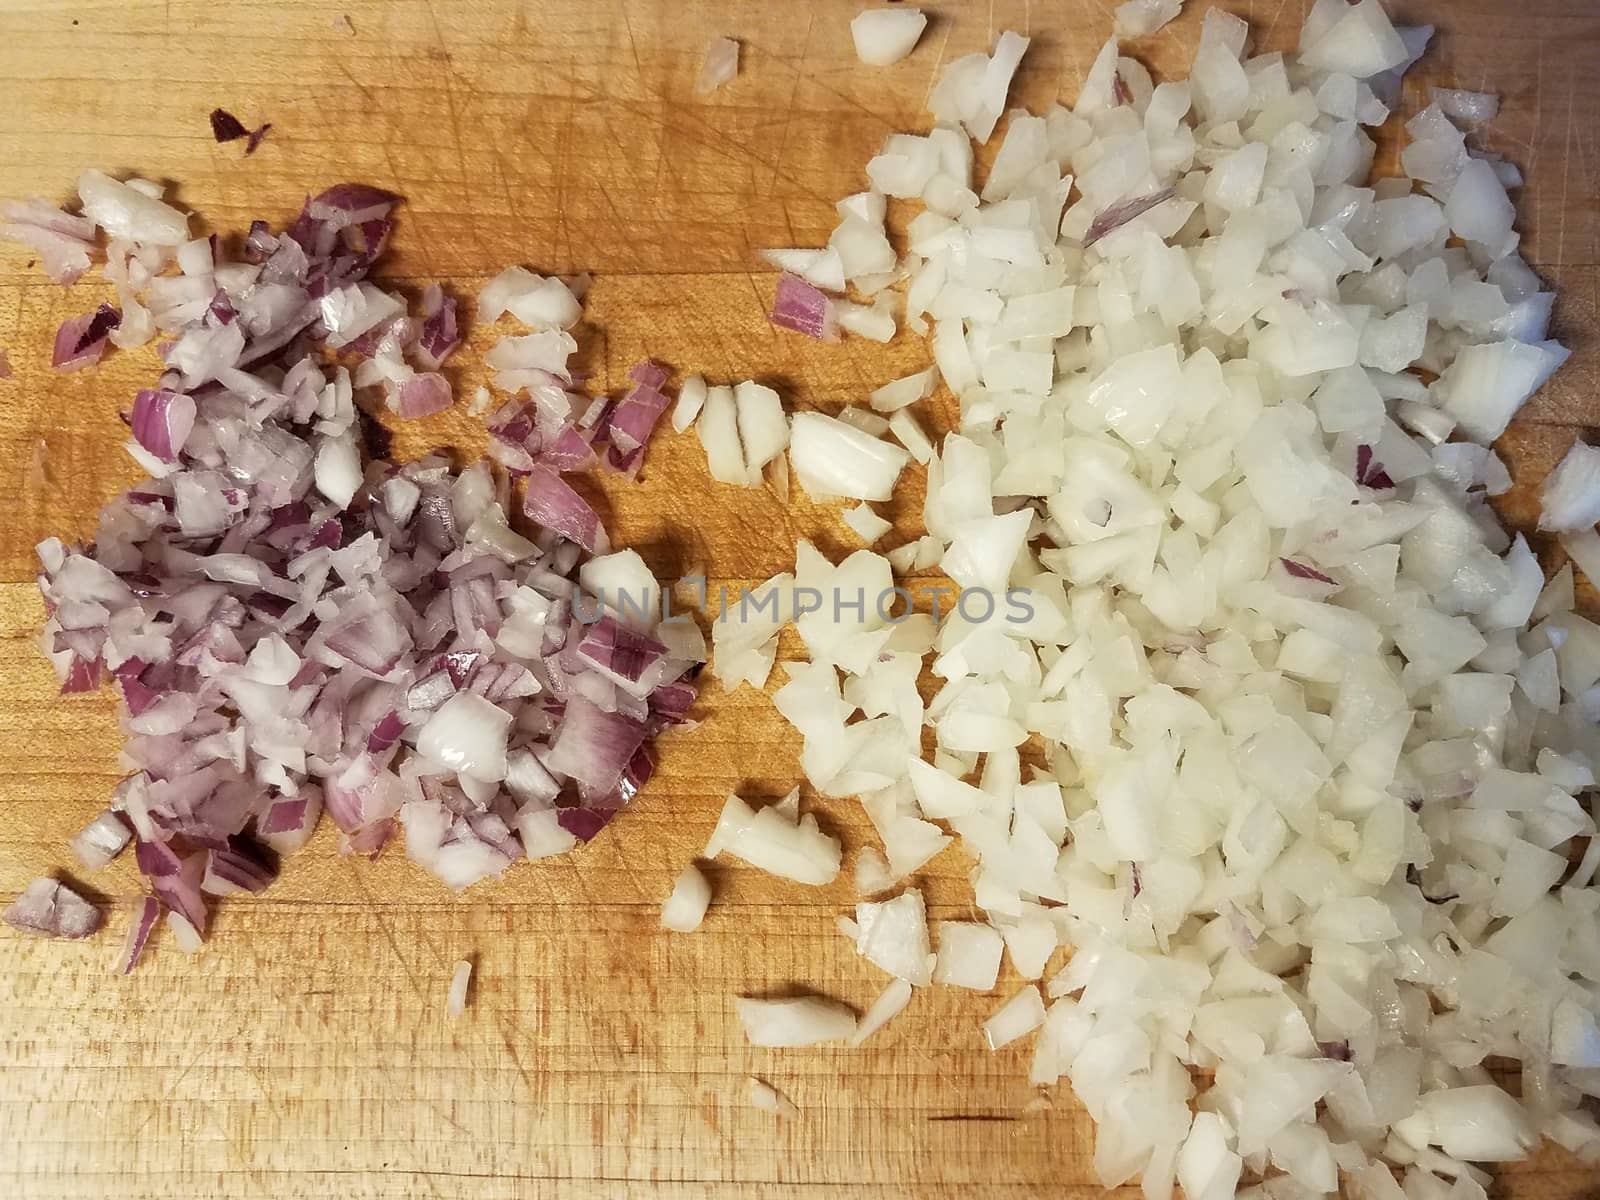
[{"x1": 0, "y1": 2, "x2": 1595, "y2": 1196}]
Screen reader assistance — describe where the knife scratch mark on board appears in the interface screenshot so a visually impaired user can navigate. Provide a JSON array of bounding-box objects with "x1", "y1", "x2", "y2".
[
  {"x1": 768, "y1": 10, "x2": 816, "y2": 201},
  {"x1": 343, "y1": 858, "x2": 424, "y2": 997}
]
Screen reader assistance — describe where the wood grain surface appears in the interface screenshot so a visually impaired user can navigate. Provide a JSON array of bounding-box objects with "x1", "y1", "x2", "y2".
[{"x1": 1, "y1": 1, "x2": 1597, "y2": 1197}]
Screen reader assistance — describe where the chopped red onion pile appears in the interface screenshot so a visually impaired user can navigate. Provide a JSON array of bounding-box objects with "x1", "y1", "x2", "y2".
[{"x1": 17, "y1": 175, "x2": 698, "y2": 957}]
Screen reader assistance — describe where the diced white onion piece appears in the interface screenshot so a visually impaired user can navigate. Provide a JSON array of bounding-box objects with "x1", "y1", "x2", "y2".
[
  {"x1": 672, "y1": 373, "x2": 708, "y2": 433},
  {"x1": 842, "y1": 503, "x2": 892, "y2": 544},
  {"x1": 869, "y1": 367, "x2": 938, "y2": 413},
  {"x1": 78, "y1": 169, "x2": 190, "y2": 245},
  {"x1": 850, "y1": 977, "x2": 914, "y2": 1046},
  {"x1": 933, "y1": 921, "x2": 1005, "y2": 990},
  {"x1": 704, "y1": 792, "x2": 841, "y2": 885},
  {"x1": 416, "y1": 693, "x2": 512, "y2": 782},
  {"x1": 1539, "y1": 439, "x2": 1600, "y2": 531},
  {"x1": 1114, "y1": 0, "x2": 1182, "y2": 38},
  {"x1": 761, "y1": 248, "x2": 846, "y2": 293},
  {"x1": 697, "y1": 384, "x2": 753, "y2": 485},
  {"x1": 850, "y1": 889, "x2": 931, "y2": 984},
  {"x1": 661, "y1": 863, "x2": 712, "y2": 932},
  {"x1": 983, "y1": 984, "x2": 1046, "y2": 1049},
  {"x1": 888, "y1": 409, "x2": 934, "y2": 464},
  {"x1": 788, "y1": 411, "x2": 909, "y2": 501},
  {"x1": 735, "y1": 995, "x2": 857, "y2": 1046},
  {"x1": 447, "y1": 959, "x2": 472, "y2": 1017},
  {"x1": 850, "y1": 8, "x2": 928, "y2": 66},
  {"x1": 748, "y1": 1076, "x2": 800, "y2": 1118},
  {"x1": 734, "y1": 380, "x2": 790, "y2": 476},
  {"x1": 698, "y1": 36, "x2": 739, "y2": 94},
  {"x1": 1418, "y1": 1087, "x2": 1536, "y2": 1161}
]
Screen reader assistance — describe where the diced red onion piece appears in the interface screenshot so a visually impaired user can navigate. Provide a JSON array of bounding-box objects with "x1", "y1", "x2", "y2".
[
  {"x1": 3, "y1": 877, "x2": 102, "y2": 939},
  {"x1": 395, "y1": 372, "x2": 453, "y2": 419},
  {"x1": 129, "y1": 389, "x2": 196, "y2": 462},
  {"x1": 201, "y1": 845, "x2": 277, "y2": 895},
  {"x1": 1, "y1": 198, "x2": 96, "y2": 285},
  {"x1": 770, "y1": 273, "x2": 840, "y2": 342},
  {"x1": 543, "y1": 695, "x2": 649, "y2": 800},
  {"x1": 1356, "y1": 443, "x2": 1396, "y2": 489},
  {"x1": 415, "y1": 283, "x2": 461, "y2": 369},
  {"x1": 116, "y1": 896, "x2": 161, "y2": 972},
  {"x1": 149, "y1": 852, "x2": 209, "y2": 934},
  {"x1": 576, "y1": 615, "x2": 669, "y2": 685},
  {"x1": 53, "y1": 304, "x2": 121, "y2": 371},
  {"x1": 523, "y1": 465, "x2": 609, "y2": 554}
]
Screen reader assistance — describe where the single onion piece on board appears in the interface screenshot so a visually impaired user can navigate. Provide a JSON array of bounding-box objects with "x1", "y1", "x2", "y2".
[
  {"x1": 734, "y1": 995, "x2": 857, "y2": 1047},
  {"x1": 115, "y1": 896, "x2": 160, "y2": 973},
  {"x1": 3, "y1": 878, "x2": 102, "y2": 939},
  {"x1": 851, "y1": 8, "x2": 929, "y2": 67},
  {"x1": 770, "y1": 273, "x2": 840, "y2": 342},
  {"x1": 52, "y1": 304, "x2": 120, "y2": 371},
  {"x1": 849, "y1": 977, "x2": 913, "y2": 1046},
  {"x1": 1539, "y1": 439, "x2": 1600, "y2": 531},
  {"x1": 697, "y1": 36, "x2": 739, "y2": 94},
  {"x1": 660, "y1": 863, "x2": 712, "y2": 932},
  {"x1": 393, "y1": 372, "x2": 453, "y2": 419},
  {"x1": 748, "y1": 1077, "x2": 800, "y2": 1118},
  {"x1": 70, "y1": 811, "x2": 133, "y2": 871},
  {"x1": 447, "y1": 959, "x2": 472, "y2": 1017},
  {"x1": 523, "y1": 465, "x2": 609, "y2": 553}
]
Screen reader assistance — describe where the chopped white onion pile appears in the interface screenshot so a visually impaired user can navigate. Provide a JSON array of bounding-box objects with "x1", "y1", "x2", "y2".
[
  {"x1": 717, "y1": 0, "x2": 1600, "y2": 1191},
  {"x1": 747, "y1": 1075, "x2": 801, "y2": 1118},
  {"x1": 14, "y1": 178, "x2": 699, "y2": 960},
  {"x1": 447, "y1": 958, "x2": 472, "y2": 1017}
]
